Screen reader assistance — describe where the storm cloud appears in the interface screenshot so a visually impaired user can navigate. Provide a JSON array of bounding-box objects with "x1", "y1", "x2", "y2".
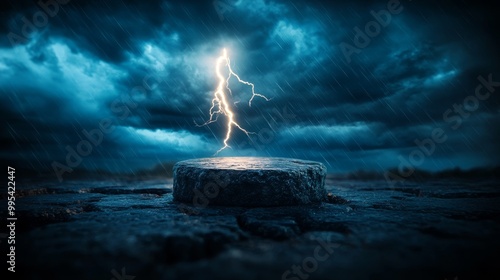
[{"x1": 1, "y1": 0, "x2": 499, "y2": 179}]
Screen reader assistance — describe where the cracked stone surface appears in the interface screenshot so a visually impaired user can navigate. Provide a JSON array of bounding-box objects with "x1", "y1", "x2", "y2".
[
  {"x1": 2, "y1": 178, "x2": 499, "y2": 280},
  {"x1": 173, "y1": 157, "x2": 327, "y2": 206}
]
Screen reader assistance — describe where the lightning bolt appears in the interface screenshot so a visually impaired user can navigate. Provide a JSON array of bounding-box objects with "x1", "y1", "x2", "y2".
[{"x1": 198, "y1": 48, "x2": 270, "y2": 155}]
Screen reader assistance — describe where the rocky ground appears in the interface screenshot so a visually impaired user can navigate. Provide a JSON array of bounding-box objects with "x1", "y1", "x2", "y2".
[{"x1": 2, "y1": 178, "x2": 499, "y2": 279}]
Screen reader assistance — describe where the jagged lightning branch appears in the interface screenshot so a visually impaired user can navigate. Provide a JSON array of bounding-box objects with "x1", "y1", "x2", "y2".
[{"x1": 198, "y1": 48, "x2": 270, "y2": 155}]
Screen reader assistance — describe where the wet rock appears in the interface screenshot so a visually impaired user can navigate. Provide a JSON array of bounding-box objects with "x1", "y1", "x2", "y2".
[
  {"x1": 325, "y1": 192, "x2": 350, "y2": 204},
  {"x1": 88, "y1": 187, "x2": 171, "y2": 195},
  {"x1": 296, "y1": 212, "x2": 352, "y2": 234},
  {"x1": 173, "y1": 157, "x2": 327, "y2": 207},
  {"x1": 163, "y1": 230, "x2": 239, "y2": 263},
  {"x1": 236, "y1": 215, "x2": 300, "y2": 240}
]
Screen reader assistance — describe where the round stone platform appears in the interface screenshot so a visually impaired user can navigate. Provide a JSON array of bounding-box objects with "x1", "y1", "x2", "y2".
[{"x1": 173, "y1": 157, "x2": 327, "y2": 207}]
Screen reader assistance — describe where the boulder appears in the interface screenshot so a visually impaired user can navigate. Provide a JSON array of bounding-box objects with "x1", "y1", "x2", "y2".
[{"x1": 173, "y1": 157, "x2": 327, "y2": 207}]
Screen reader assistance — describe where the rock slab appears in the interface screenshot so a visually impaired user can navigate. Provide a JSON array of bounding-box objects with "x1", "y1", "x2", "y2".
[{"x1": 173, "y1": 157, "x2": 327, "y2": 206}]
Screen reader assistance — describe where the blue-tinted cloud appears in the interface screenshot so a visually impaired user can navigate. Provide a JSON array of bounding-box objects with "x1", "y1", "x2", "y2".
[{"x1": 1, "y1": 0, "x2": 499, "y2": 178}]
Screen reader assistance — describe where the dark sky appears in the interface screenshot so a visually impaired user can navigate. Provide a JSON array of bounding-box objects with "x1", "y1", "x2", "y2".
[{"x1": 1, "y1": 0, "x2": 499, "y2": 179}]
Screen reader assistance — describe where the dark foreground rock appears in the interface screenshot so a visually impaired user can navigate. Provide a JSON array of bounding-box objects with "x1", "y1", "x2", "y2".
[
  {"x1": 4, "y1": 178, "x2": 500, "y2": 280},
  {"x1": 173, "y1": 157, "x2": 327, "y2": 206}
]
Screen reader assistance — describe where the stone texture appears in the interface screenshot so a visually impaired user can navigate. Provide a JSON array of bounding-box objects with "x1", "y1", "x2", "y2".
[
  {"x1": 5, "y1": 179, "x2": 500, "y2": 280},
  {"x1": 173, "y1": 157, "x2": 327, "y2": 206}
]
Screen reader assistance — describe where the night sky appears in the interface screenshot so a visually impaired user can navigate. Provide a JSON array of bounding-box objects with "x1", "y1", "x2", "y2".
[{"x1": 1, "y1": 0, "x2": 499, "y2": 180}]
